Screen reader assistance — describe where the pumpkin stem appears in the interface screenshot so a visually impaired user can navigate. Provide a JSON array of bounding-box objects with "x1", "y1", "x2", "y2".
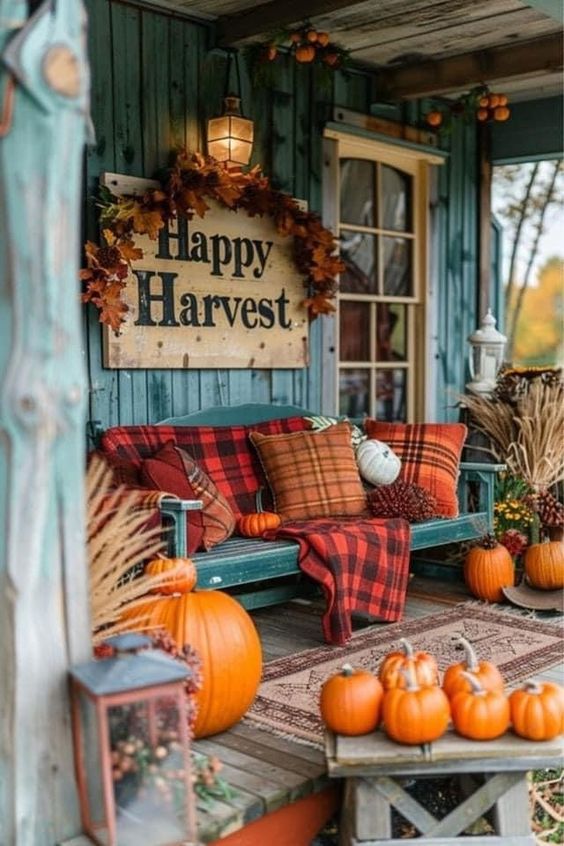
[
  {"x1": 400, "y1": 665, "x2": 419, "y2": 692},
  {"x1": 399, "y1": 638, "x2": 414, "y2": 659},
  {"x1": 255, "y1": 488, "x2": 264, "y2": 513},
  {"x1": 341, "y1": 663, "x2": 354, "y2": 677},
  {"x1": 458, "y1": 637, "x2": 479, "y2": 672},
  {"x1": 523, "y1": 680, "x2": 543, "y2": 695},
  {"x1": 460, "y1": 671, "x2": 486, "y2": 695}
]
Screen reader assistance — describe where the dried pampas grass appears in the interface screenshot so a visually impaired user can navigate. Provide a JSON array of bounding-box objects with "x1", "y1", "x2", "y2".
[
  {"x1": 87, "y1": 455, "x2": 173, "y2": 645},
  {"x1": 463, "y1": 379, "x2": 564, "y2": 491}
]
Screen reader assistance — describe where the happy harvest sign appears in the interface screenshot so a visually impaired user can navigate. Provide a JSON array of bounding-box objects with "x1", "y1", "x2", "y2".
[{"x1": 103, "y1": 191, "x2": 309, "y2": 369}]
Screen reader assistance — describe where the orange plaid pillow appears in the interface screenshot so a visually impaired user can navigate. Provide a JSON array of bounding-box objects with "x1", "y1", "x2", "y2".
[
  {"x1": 249, "y1": 421, "x2": 367, "y2": 523},
  {"x1": 364, "y1": 420, "x2": 467, "y2": 518}
]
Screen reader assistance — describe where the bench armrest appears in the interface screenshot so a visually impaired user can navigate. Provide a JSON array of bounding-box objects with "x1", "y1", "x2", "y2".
[
  {"x1": 458, "y1": 463, "x2": 506, "y2": 529},
  {"x1": 159, "y1": 497, "x2": 203, "y2": 558}
]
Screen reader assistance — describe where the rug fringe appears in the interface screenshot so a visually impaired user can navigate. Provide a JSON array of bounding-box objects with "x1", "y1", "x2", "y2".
[{"x1": 242, "y1": 717, "x2": 323, "y2": 751}]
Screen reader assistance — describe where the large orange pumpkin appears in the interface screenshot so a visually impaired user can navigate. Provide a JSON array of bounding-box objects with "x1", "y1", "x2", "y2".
[
  {"x1": 237, "y1": 511, "x2": 281, "y2": 537},
  {"x1": 320, "y1": 664, "x2": 383, "y2": 736},
  {"x1": 450, "y1": 672, "x2": 510, "y2": 740},
  {"x1": 379, "y1": 638, "x2": 439, "y2": 690},
  {"x1": 123, "y1": 588, "x2": 262, "y2": 738},
  {"x1": 442, "y1": 637, "x2": 505, "y2": 698},
  {"x1": 382, "y1": 667, "x2": 450, "y2": 745},
  {"x1": 464, "y1": 535, "x2": 514, "y2": 602},
  {"x1": 524, "y1": 541, "x2": 564, "y2": 590},
  {"x1": 509, "y1": 681, "x2": 564, "y2": 741},
  {"x1": 145, "y1": 557, "x2": 197, "y2": 595}
]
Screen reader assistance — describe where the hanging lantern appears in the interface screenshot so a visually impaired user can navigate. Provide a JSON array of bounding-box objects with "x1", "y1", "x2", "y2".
[
  {"x1": 466, "y1": 309, "x2": 507, "y2": 395},
  {"x1": 207, "y1": 93, "x2": 254, "y2": 167},
  {"x1": 69, "y1": 634, "x2": 197, "y2": 846}
]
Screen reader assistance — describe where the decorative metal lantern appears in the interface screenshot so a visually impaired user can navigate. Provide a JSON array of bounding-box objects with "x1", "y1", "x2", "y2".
[
  {"x1": 207, "y1": 93, "x2": 254, "y2": 167},
  {"x1": 70, "y1": 634, "x2": 197, "y2": 846},
  {"x1": 467, "y1": 309, "x2": 507, "y2": 395}
]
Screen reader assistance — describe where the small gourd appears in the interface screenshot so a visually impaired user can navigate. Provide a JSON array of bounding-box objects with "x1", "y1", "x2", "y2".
[
  {"x1": 450, "y1": 671, "x2": 510, "y2": 740},
  {"x1": 295, "y1": 44, "x2": 316, "y2": 63},
  {"x1": 382, "y1": 666, "x2": 450, "y2": 745},
  {"x1": 442, "y1": 637, "x2": 505, "y2": 698},
  {"x1": 237, "y1": 511, "x2": 281, "y2": 537},
  {"x1": 509, "y1": 680, "x2": 564, "y2": 741},
  {"x1": 320, "y1": 664, "x2": 383, "y2": 736},
  {"x1": 464, "y1": 534, "x2": 514, "y2": 602},
  {"x1": 145, "y1": 557, "x2": 197, "y2": 595},
  {"x1": 524, "y1": 541, "x2": 564, "y2": 590},
  {"x1": 379, "y1": 638, "x2": 439, "y2": 690},
  {"x1": 356, "y1": 439, "x2": 401, "y2": 486}
]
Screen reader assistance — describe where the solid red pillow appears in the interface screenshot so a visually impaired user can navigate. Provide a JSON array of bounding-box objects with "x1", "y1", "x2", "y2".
[
  {"x1": 141, "y1": 442, "x2": 236, "y2": 551},
  {"x1": 364, "y1": 420, "x2": 467, "y2": 518}
]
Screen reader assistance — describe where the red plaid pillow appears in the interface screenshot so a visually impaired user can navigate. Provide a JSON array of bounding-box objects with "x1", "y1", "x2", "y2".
[
  {"x1": 141, "y1": 443, "x2": 236, "y2": 551},
  {"x1": 100, "y1": 415, "x2": 309, "y2": 516},
  {"x1": 364, "y1": 420, "x2": 467, "y2": 518}
]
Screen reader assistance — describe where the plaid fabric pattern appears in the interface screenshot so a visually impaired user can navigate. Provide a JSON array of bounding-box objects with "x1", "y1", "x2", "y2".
[
  {"x1": 364, "y1": 420, "x2": 467, "y2": 518},
  {"x1": 100, "y1": 416, "x2": 308, "y2": 516},
  {"x1": 266, "y1": 517, "x2": 411, "y2": 644},
  {"x1": 249, "y1": 422, "x2": 367, "y2": 522}
]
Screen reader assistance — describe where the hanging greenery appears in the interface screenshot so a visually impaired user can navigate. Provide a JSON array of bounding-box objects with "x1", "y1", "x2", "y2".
[
  {"x1": 424, "y1": 85, "x2": 511, "y2": 132},
  {"x1": 82, "y1": 151, "x2": 343, "y2": 333}
]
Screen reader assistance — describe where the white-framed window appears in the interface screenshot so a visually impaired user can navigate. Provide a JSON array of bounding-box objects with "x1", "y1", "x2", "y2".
[{"x1": 324, "y1": 130, "x2": 441, "y2": 422}]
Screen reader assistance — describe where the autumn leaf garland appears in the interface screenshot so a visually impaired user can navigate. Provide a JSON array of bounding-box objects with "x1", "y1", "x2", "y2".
[{"x1": 82, "y1": 151, "x2": 343, "y2": 332}]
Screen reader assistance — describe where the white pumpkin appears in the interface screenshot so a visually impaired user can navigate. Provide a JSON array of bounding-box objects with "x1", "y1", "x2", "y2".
[{"x1": 356, "y1": 439, "x2": 401, "y2": 486}]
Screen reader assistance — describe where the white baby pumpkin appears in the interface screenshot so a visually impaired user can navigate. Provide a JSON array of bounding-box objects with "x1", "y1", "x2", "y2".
[{"x1": 356, "y1": 439, "x2": 401, "y2": 486}]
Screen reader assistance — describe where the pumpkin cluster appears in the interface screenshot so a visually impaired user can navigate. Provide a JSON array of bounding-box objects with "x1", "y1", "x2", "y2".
[
  {"x1": 319, "y1": 636, "x2": 564, "y2": 745},
  {"x1": 252, "y1": 24, "x2": 350, "y2": 70}
]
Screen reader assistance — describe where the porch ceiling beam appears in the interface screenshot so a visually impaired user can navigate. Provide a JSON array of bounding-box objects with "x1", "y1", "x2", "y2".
[
  {"x1": 217, "y1": 0, "x2": 361, "y2": 45},
  {"x1": 375, "y1": 33, "x2": 563, "y2": 100}
]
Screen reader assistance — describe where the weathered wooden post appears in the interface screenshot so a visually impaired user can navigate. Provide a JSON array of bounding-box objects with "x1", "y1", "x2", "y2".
[{"x1": 0, "y1": 0, "x2": 90, "y2": 843}]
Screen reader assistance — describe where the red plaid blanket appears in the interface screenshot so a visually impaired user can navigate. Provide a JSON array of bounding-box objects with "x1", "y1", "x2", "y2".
[{"x1": 267, "y1": 517, "x2": 411, "y2": 645}]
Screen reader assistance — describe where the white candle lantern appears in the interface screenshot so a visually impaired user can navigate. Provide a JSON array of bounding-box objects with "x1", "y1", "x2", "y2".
[{"x1": 466, "y1": 309, "x2": 507, "y2": 395}]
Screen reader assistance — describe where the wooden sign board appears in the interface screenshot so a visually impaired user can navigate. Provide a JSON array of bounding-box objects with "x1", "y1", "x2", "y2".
[{"x1": 102, "y1": 177, "x2": 309, "y2": 369}]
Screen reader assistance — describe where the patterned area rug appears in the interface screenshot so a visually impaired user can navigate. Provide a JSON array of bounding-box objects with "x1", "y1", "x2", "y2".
[{"x1": 245, "y1": 603, "x2": 564, "y2": 747}]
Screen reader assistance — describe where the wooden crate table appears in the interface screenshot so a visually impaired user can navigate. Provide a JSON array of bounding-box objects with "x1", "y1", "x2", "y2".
[{"x1": 325, "y1": 729, "x2": 563, "y2": 846}]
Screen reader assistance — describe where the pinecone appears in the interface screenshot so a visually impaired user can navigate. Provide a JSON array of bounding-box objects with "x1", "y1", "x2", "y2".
[
  {"x1": 96, "y1": 245, "x2": 123, "y2": 269},
  {"x1": 534, "y1": 490, "x2": 564, "y2": 528},
  {"x1": 368, "y1": 480, "x2": 438, "y2": 522},
  {"x1": 479, "y1": 533, "x2": 499, "y2": 550}
]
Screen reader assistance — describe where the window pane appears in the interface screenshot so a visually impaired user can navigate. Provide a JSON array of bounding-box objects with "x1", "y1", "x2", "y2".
[
  {"x1": 381, "y1": 165, "x2": 412, "y2": 232},
  {"x1": 376, "y1": 369, "x2": 407, "y2": 422},
  {"x1": 382, "y1": 237, "x2": 412, "y2": 296},
  {"x1": 340, "y1": 230, "x2": 377, "y2": 294},
  {"x1": 339, "y1": 369, "x2": 370, "y2": 417},
  {"x1": 340, "y1": 302, "x2": 370, "y2": 361},
  {"x1": 376, "y1": 304, "x2": 407, "y2": 361},
  {"x1": 340, "y1": 159, "x2": 375, "y2": 227}
]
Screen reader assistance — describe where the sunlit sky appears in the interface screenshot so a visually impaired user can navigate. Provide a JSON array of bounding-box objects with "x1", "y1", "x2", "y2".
[{"x1": 492, "y1": 161, "x2": 564, "y2": 287}]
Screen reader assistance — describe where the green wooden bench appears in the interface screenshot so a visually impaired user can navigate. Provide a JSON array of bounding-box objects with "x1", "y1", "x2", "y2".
[{"x1": 153, "y1": 404, "x2": 502, "y2": 611}]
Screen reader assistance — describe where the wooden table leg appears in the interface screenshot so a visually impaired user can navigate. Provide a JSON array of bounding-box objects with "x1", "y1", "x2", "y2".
[{"x1": 492, "y1": 771, "x2": 535, "y2": 842}]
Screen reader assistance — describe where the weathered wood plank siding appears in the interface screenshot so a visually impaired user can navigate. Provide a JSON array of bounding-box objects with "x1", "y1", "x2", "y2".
[{"x1": 85, "y1": 0, "x2": 479, "y2": 428}]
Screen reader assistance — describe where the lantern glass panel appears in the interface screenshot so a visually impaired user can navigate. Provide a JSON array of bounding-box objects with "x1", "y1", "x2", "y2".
[
  {"x1": 230, "y1": 115, "x2": 254, "y2": 143},
  {"x1": 105, "y1": 695, "x2": 190, "y2": 845},
  {"x1": 75, "y1": 690, "x2": 109, "y2": 839}
]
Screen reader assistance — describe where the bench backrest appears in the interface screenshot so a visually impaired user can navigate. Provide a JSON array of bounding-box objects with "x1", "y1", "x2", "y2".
[{"x1": 158, "y1": 403, "x2": 313, "y2": 427}]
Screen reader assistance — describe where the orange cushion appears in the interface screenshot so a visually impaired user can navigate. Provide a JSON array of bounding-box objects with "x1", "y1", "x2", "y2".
[
  {"x1": 364, "y1": 420, "x2": 467, "y2": 518},
  {"x1": 249, "y1": 421, "x2": 367, "y2": 523}
]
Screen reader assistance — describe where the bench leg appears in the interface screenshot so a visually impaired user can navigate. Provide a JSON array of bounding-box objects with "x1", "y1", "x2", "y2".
[{"x1": 492, "y1": 771, "x2": 534, "y2": 841}]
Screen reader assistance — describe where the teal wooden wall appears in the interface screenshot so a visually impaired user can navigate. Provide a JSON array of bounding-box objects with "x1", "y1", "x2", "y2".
[{"x1": 85, "y1": 0, "x2": 479, "y2": 428}]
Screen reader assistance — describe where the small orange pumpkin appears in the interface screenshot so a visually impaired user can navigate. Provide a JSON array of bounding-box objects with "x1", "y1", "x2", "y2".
[
  {"x1": 524, "y1": 541, "x2": 564, "y2": 590},
  {"x1": 426, "y1": 111, "x2": 443, "y2": 127},
  {"x1": 320, "y1": 664, "x2": 383, "y2": 736},
  {"x1": 379, "y1": 638, "x2": 439, "y2": 690},
  {"x1": 382, "y1": 667, "x2": 450, "y2": 745},
  {"x1": 317, "y1": 31, "x2": 330, "y2": 46},
  {"x1": 509, "y1": 681, "x2": 564, "y2": 741},
  {"x1": 145, "y1": 557, "x2": 197, "y2": 595},
  {"x1": 464, "y1": 534, "x2": 514, "y2": 602},
  {"x1": 450, "y1": 672, "x2": 510, "y2": 740},
  {"x1": 295, "y1": 44, "x2": 316, "y2": 63},
  {"x1": 237, "y1": 511, "x2": 281, "y2": 537},
  {"x1": 443, "y1": 637, "x2": 505, "y2": 698}
]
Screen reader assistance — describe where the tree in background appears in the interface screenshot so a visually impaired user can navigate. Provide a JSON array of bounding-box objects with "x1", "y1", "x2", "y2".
[
  {"x1": 493, "y1": 160, "x2": 564, "y2": 361},
  {"x1": 510, "y1": 257, "x2": 564, "y2": 365}
]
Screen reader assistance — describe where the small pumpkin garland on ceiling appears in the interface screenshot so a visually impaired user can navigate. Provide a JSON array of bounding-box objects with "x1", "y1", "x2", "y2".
[{"x1": 81, "y1": 151, "x2": 343, "y2": 332}]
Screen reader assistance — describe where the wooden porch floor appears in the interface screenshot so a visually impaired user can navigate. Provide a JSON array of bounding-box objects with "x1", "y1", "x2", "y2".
[{"x1": 194, "y1": 575, "x2": 564, "y2": 843}]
